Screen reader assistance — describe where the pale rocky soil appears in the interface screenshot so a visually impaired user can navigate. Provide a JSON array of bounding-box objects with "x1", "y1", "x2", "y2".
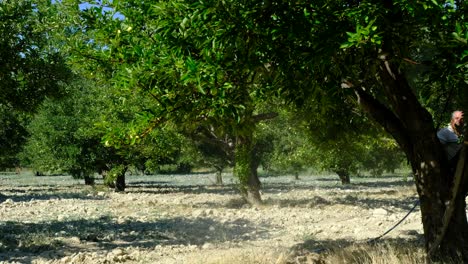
[{"x1": 0, "y1": 172, "x2": 423, "y2": 264}]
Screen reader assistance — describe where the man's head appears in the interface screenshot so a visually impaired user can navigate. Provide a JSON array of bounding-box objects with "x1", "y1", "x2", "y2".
[{"x1": 451, "y1": 110, "x2": 464, "y2": 128}]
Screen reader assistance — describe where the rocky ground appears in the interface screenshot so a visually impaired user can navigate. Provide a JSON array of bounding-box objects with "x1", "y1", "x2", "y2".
[{"x1": 0, "y1": 172, "x2": 423, "y2": 264}]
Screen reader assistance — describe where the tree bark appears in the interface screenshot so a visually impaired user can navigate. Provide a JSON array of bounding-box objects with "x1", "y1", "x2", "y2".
[
  {"x1": 215, "y1": 168, "x2": 223, "y2": 185},
  {"x1": 84, "y1": 175, "x2": 95, "y2": 185},
  {"x1": 114, "y1": 166, "x2": 127, "y2": 192},
  {"x1": 234, "y1": 135, "x2": 262, "y2": 206},
  {"x1": 335, "y1": 170, "x2": 350, "y2": 184}
]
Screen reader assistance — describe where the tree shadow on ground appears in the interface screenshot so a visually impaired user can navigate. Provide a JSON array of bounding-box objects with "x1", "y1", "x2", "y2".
[
  {"x1": 124, "y1": 177, "x2": 414, "y2": 197},
  {"x1": 331, "y1": 195, "x2": 420, "y2": 211},
  {"x1": 126, "y1": 183, "x2": 239, "y2": 196},
  {"x1": 258, "y1": 195, "x2": 419, "y2": 211},
  {"x1": 0, "y1": 188, "x2": 104, "y2": 203},
  {"x1": 127, "y1": 180, "x2": 171, "y2": 186},
  {"x1": 268, "y1": 178, "x2": 415, "y2": 190},
  {"x1": 0, "y1": 215, "x2": 271, "y2": 263},
  {"x1": 288, "y1": 235, "x2": 425, "y2": 263},
  {"x1": 186, "y1": 193, "x2": 418, "y2": 212}
]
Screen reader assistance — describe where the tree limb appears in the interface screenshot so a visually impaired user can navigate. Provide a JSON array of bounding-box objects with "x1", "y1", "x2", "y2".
[
  {"x1": 252, "y1": 112, "x2": 278, "y2": 123},
  {"x1": 354, "y1": 88, "x2": 411, "y2": 156}
]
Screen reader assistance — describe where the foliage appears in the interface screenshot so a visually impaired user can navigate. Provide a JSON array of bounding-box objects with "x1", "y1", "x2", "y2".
[
  {"x1": 256, "y1": 107, "x2": 314, "y2": 176},
  {"x1": 0, "y1": 106, "x2": 29, "y2": 169},
  {"x1": 21, "y1": 76, "x2": 195, "y2": 182},
  {"x1": 20, "y1": 79, "x2": 112, "y2": 177},
  {"x1": 0, "y1": 0, "x2": 72, "y2": 112},
  {"x1": 58, "y1": 0, "x2": 280, "y2": 145},
  {"x1": 0, "y1": 0, "x2": 72, "y2": 168},
  {"x1": 138, "y1": 124, "x2": 200, "y2": 174},
  {"x1": 258, "y1": 106, "x2": 405, "y2": 178}
]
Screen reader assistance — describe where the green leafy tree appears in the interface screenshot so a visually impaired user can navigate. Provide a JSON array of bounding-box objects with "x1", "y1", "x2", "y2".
[
  {"x1": 186, "y1": 124, "x2": 235, "y2": 185},
  {"x1": 0, "y1": 0, "x2": 72, "y2": 169},
  {"x1": 21, "y1": 80, "x2": 116, "y2": 184},
  {"x1": 22, "y1": 79, "x2": 183, "y2": 189},
  {"x1": 257, "y1": 0, "x2": 467, "y2": 259},
  {"x1": 259, "y1": 106, "x2": 405, "y2": 183},
  {"x1": 138, "y1": 123, "x2": 200, "y2": 175},
  {"x1": 0, "y1": 0, "x2": 72, "y2": 111},
  {"x1": 0, "y1": 107, "x2": 28, "y2": 170},
  {"x1": 256, "y1": 108, "x2": 313, "y2": 180},
  {"x1": 58, "y1": 0, "x2": 280, "y2": 205}
]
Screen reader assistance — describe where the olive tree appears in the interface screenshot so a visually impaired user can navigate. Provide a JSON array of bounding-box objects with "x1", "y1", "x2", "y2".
[
  {"x1": 259, "y1": 0, "x2": 467, "y2": 260},
  {"x1": 59, "y1": 0, "x2": 280, "y2": 205},
  {"x1": 0, "y1": 0, "x2": 72, "y2": 170}
]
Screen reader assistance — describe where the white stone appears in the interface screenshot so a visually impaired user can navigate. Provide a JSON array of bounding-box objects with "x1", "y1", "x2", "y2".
[
  {"x1": 112, "y1": 248, "x2": 125, "y2": 256},
  {"x1": 372, "y1": 208, "x2": 388, "y2": 216},
  {"x1": 201, "y1": 243, "x2": 212, "y2": 249}
]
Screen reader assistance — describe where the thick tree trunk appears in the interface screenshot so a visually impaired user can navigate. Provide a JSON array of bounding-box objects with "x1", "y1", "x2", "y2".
[
  {"x1": 84, "y1": 175, "x2": 95, "y2": 185},
  {"x1": 410, "y1": 145, "x2": 468, "y2": 262},
  {"x1": 355, "y1": 63, "x2": 468, "y2": 261},
  {"x1": 335, "y1": 170, "x2": 350, "y2": 184},
  {"x1": 234, "y1": 135, "x2": 262, "y2": 206},
  {"x1": 114, "y1": 167, "x2": 127, "y2": 192}
]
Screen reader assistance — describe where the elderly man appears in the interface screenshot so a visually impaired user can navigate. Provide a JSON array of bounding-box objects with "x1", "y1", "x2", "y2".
[{"x1": 437, "y1": 110, "x2": 464, "y2": 170}]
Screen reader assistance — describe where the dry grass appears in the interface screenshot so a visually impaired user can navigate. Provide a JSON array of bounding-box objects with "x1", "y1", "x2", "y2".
[
  {"x1": 191, "y1": 241, "x2": 429, "y2": 264},
  {"x1": 279, "y1": 240, "x2": 428, "y2": 264},
  {"x1": 323, "y1": 242, "x2": 426, "y2": 264}
]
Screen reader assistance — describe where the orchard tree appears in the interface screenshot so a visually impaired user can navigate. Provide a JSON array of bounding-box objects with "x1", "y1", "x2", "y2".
[
  {"x1": 0, "y1": 107, "x2": 28, "y2": 170},
  {"x1": 59, "y1": 0, "x2": 280, "y2": 205},
  {"x1": 186, "y1": 124, "x2": 235, "y2": 185},
  {"x1": 303, "y1": 102, "x2": 406, "y2": 184},
  {"x1": 255, "y1": 107, "x2": 313, "y2": 180},
  {"x1": 257, "y1": 0, "x2": 467, "y2": 260},
  {"x1": 0, "y1": 0, "x2": 72, "y2": 169},
  {"x1": 22, "y1": 78, "x2": 185, "y2": 190},
  {"x1": 0, "y1": 0, "x2": 71, "y2": 111},
  {"x1": 137, "y1": 123, "x2": 200, "y2": 175},
  {"x1": 21, "y1": 80, "x2": 121, "y2": 185},
  {"x1": 259, "y1": 105, "x2": 405, "y2": 184}
]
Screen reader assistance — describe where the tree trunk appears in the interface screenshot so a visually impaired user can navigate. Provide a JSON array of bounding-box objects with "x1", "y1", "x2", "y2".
[
  {"x1": 215, "y1": 168, "x2": 223, "y2": 185},
  {"x1": 114, "y1": 166, "x2": 127, "y2": 192},
  {"x1": 335, "y1": 170, "x2": 350, "y2": 184},
  {"x1": 355, "y1": 62, "x2": 468, "y2": 261},
  {"x1": 410, "y1": 143, "x2": 468, "y2": 262},
  {"x1": 234, "y1": 135, "x2": 262, "y2": 206},
  {"x1": 84, "y1": 175, "x2": 95, "y2": 185}
]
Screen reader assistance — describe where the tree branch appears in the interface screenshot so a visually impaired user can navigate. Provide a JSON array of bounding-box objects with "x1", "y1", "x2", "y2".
[
  {"x1": 252, "y1": 112, "x2": 278, "y2": 123},
  {"x1": 354, "y1": 88, "x2": 411, "y2": 156}
]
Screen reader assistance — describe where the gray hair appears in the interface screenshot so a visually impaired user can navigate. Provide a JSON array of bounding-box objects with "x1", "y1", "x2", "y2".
[{"x1": 452, "y1": 110, "x2": 463, "y2": 120}]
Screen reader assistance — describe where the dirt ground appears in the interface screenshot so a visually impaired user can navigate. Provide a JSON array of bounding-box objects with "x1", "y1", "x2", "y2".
[{"x1": 0, "y1": 172, "x2": 423, "y2": 264}]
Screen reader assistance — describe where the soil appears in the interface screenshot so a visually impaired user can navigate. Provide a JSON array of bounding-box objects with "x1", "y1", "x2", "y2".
[{"x1": 0, "y1": 172, "x2": 422, "y2": 264}]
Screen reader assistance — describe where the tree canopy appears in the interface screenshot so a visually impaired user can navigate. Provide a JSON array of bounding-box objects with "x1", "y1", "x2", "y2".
[
  {"x1": 0, "y1": 0, "x2": 72, "y2": 112},
  {"x1": 0, "y1": 0, "x2": 73, "y2": 170}
]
